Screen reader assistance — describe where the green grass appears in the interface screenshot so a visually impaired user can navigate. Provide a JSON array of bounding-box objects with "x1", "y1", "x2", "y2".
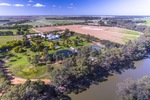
[
  {"x1": 29, "y1": 29, "x2": 36, "y2": 33},
  {"x1": 122, "y1": 36, "x2": 138, "y2": 43},
  {"x1": 68, "y1": 36, "x2": 77, "y2": 40},
  {"x1": 0, "y1": 36, "x2": 22, "y2": 44},
  {"x1": 6, "y1": 50, "x2": 47, "y2": 79},
  {"x1": 121, "y1": 30, "x2": 140, "y2": 35},
  {"x1": 0, "y1": 78, "x2": 6, "y2": 85}
]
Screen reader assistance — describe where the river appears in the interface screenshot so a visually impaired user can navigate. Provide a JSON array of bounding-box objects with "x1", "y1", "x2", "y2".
[{"x1": 70, "y1": 55, "x2": 150, "y2": 100}]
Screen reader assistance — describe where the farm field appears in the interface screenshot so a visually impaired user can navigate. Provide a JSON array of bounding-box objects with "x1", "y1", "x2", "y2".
[
  {"x1": 20, "y1": 18, "x2": 85, "y2": 27},
  {"x1": 34, "y1": 25, "x2": 141, "y2": 44},
  {"x1": 137, "y1": 18, "x2": 150, "y2": 26},
  {"x1": 145, "y1": 19, "x2": 150, "y2": 26}
]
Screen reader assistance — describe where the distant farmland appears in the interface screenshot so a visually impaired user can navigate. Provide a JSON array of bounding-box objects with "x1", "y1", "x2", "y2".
[
  {"x1": 20, "y1": 18, "x2": 85, "y2": 27},
  {"x1": 34, "y1": 25, "x2": 141, "y2": 44},
  {"x1": 145, "y1": 19, "x2": 150, "y2": 26}
]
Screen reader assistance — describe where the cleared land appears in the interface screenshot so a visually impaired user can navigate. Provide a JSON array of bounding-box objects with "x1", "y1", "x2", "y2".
[{"x1": 34, "y1": 25, "x2": 141, "y2": 44}]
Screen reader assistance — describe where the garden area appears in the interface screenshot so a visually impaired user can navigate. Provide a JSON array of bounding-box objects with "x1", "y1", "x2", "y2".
[{"x1": 1, "y1": 29, "x2": 91, "y2": 79}]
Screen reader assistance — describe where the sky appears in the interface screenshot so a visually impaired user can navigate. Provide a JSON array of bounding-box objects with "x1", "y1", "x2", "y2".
[{"x1": 0, "y1": 0, "x2": 150, "y2": 15}]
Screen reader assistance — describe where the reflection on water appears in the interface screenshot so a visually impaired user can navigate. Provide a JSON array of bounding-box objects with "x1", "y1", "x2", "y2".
[
  {"x1": 70, "y1": 55, "x2": 150, "y2": 100},
  {"x1": 91, "y1": 45, "x2": 101, "y2": 50}
]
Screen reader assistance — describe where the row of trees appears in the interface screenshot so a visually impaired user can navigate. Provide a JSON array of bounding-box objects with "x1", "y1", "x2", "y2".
[
  {"x1": 5, "y1": 20, "x2": 31, "y2": 26},
  {"x1": 0, "y1": 62, "x2": 7, "y2": 83},
  {"x1": 0, "y1": 31, "x2": 13, "y2": 36},
  {"x1": 0, "y1": 40, "x2": 22, "y2": 52},
  {"x1": 45, "y1": 17, "x2": 100, "y2": 20},
  {"x1": 0, "y1": 79, "x2": 71, "y2": 100},
  {"x1": 0, "y1": 25, "x2": 32, "y2": 30}
]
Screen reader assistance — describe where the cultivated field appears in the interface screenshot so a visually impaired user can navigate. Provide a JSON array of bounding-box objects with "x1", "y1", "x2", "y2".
[{"x1": 34, "y1": 25, "x2": 141, "y2": 44}]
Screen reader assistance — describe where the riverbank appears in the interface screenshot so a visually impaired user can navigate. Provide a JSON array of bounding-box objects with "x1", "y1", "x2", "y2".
[{"x1": 70, "y1": 55, "x2": 150, "y2": 100}]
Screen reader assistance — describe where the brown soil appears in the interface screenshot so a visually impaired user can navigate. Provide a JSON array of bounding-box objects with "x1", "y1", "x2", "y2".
[{"x1": 34, "y1": 25, "x2": 139, "y2": 44}]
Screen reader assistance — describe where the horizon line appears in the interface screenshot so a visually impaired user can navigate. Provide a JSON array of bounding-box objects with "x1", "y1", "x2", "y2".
[{"x1": 0, "y1": 15, "x2": 150, "y2": 16}]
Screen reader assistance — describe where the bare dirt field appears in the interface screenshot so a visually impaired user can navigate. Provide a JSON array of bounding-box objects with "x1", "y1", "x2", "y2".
[{"x1": 34, "y1": 25, "x2": 141, "y2": 44}]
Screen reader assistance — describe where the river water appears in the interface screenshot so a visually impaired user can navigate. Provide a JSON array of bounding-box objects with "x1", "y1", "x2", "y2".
[{"x1": 70, "y1": 55, "x2": 150, "y2": 100}]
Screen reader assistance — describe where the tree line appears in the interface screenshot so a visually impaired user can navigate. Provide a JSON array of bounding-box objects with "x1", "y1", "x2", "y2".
[
  {"x1": 0, "y1": 31, "x2": 13, "y2": 36},
  {"x1": 117, "y1": 76, "x2": 150, "y2": 100},
  {"x1": 45, "y1": 17, "x2": 100, "y2": 20},
  {"x1": 0, "y1": 25, "x2": 33, "y2": 30},
  {"x1": 4, "y1": 20, "x2": 31, "y2": 26},
  {"x1": 0, "y1": 79, "x2": 71, "y2": 100}
]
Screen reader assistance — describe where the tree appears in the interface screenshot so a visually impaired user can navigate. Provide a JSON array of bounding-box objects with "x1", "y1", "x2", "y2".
[
  {"x1": 13, "y1": 46, "x2": 24, "y2": 53},
  {"x1": 17, "y1": 27, "x2": 21, "y2": 35},
  {"x1": 43, "y1": 47, "x2": 49, "y2": 62},
  {"x1": 22, "y1": 35, "x2": 28, "y2": 41},
  {"x1": 50, "y1": 42, "x2": 55, "y2": 50},
  {"x1": 31, "y1": 55, "x2": 40, "y2": 65},
  {"x1": 46, "y1": 64, "x2": 54, "y2": 73},
  {"x1": 64, "y1": 29, "x2": 70, "y2": 34},
  {"x1": 117, "y1": 76, "x2": 150, "y2": 100},
  {"x1": 98, "y1": 20, "x2": 105, "y2": 26}
]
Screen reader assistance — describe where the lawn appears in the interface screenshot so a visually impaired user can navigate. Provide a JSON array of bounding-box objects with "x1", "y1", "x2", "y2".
[
  {"x1": 6, "y1": 50, "x2": 47, "y2": 79},
  {"x1": 0, "y1": 36, "x2": 22, "y2": 44}
]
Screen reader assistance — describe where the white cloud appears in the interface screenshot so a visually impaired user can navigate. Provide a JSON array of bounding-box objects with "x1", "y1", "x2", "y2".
[
  {"x1": 28, "y1": 0, "x2": 33, "y2": 3},
  {"x1": 53, "y1": 5, "x2": 56, "y2": 7},
  {"x1": 33, "y1": 3, "x2": 45, "y2": 7},
  {"x1": 0, "y1": 3, "x2": 11, "y2": 6},
  {"x1": 0, "y1": 3, "x2": 24, "y2": 7},
  {"x1": 14, "y1": 4, "x2": 24, "y2": 7}
]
